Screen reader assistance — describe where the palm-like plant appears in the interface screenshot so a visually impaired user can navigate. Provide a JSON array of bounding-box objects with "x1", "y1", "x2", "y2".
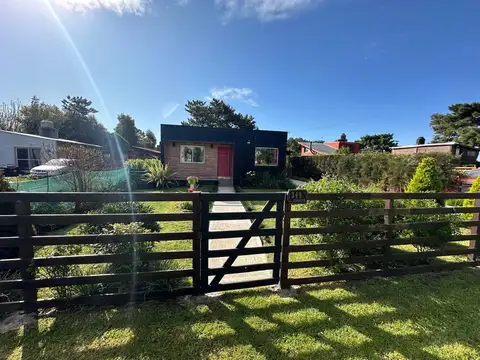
[{"x1": 143, "y1": 162, "x2": 176, "y2": 188}]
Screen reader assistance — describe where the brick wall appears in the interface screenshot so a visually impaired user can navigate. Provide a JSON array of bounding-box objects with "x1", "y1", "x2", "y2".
[
  {"x1": 164, "y1": 141, "x2": 229, "y2": 180},
  {"x1": 392, "y1": 145, "x2": 453, "y2": 155}
]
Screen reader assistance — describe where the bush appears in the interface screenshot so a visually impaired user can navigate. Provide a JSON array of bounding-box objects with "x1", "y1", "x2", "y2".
[
  {"x1": 290, "y1": 152, "x2": 456, "y2": 191},
  {"x1": 31, "y1": 202, "x2": 76, "y2": 234},
  {"x1": 125, "y1": 158, "x2": 160, "y2": 171},
  {"x1": 297, "y1": 179, "x2": 385, "y2": 272},
  {"x1": 98, "y1": 223, "x2": 181, "y2": 292},
  {"x1": 462, "y1": 175, "x2": 480, "y2": 220},
  {"x1": 144, "y1": 162, "x2": 176, "y2": 189},
  {"x1": 397, "y1": 199, "x2": 461, "y2": 253},
  {"x1": 178, "y1": 201, "x2": 193, "y2": 212},
  {"x1": 77, "y1": 202, "x2": 161, "y2": 234},
  {"x1": 405, "y1": 157, "x2": 444, "y2": 193},
  {"x1": 241, "y1": 170, "x2": 295, "y2": 189}
]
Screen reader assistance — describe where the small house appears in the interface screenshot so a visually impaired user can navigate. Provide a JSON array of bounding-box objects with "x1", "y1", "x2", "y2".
[
  {"x1": 391, "y1": 142, "x2": 479, "y2": 164},
  {"x1": 160, "y1": 124, "x2": 287, "y2": 184},
  {"x1": 0, "y1": 121, "x2": 101, "y2": 173}
]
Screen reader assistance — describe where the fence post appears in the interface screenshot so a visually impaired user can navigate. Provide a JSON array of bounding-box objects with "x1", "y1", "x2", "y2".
[
  {"x1": 16, "y1": 199, "x2": 37, "y2": 315},
  {"x1": 192, "y1": 193, "x2": 202, "y2": 294},
  {"x1": 280, "y1": 196, "x2": 291, "y2": 289},
  {"x1": 468, "y1": 197, "x2": 480, "y2": 261},
  {"x1": 273, "y1": 197, "x2": 285, "y2": 283},
  {"x1": 383, "y1": 198, "x2": 394, "y2": 271},
  {"x1": 200, "y1": 196, "x2": 210, "y2": 293}
]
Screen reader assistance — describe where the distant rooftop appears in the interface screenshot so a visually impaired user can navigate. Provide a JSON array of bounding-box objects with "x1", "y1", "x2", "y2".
[
  {"x1": 0, "y1": 130, "x2": 102, "y2": 148},
  {"x1": 392, "y1": 142, "x2": 479, "y2": 151},
  {"x1": 299, "y1": 141, "x2": 337, "y2": 155}
]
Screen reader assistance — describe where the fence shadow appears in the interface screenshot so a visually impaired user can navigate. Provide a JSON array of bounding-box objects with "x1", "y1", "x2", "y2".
[{"x1": 2, "y1": 269, "x2": 480, "y2": 360}]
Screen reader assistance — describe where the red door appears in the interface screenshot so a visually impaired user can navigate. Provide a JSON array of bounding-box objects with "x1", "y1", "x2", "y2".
[{"x1": 217, "y1": 147, "x2": 232, "y2": 177}]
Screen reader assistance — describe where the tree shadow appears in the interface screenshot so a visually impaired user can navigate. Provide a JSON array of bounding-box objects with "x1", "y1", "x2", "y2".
[{"x1": 2, "y1": 269, "x2": 480, "y2": 359}]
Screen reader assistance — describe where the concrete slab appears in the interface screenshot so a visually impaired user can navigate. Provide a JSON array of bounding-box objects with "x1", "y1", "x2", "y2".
[{"x1": 208, "y1": 186, "x2": 272, "y2": 284}]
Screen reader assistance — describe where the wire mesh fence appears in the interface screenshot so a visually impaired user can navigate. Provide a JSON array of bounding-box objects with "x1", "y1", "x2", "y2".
[{"x1": 8, "y1": 168, "x2": 130, "y2": 192}]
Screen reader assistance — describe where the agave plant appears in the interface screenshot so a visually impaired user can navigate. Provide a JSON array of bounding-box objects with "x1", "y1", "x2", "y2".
[{"x1": 143, "y1": 162, "x2": 176, "y2": 188}]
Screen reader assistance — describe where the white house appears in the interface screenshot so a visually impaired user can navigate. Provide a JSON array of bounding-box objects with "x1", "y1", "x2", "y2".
[{"x1": 0, "y1": 126, "x2": 101, "y2": 172}]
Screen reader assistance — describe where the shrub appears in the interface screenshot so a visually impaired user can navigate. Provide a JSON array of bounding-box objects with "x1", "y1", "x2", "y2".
[
  {"x1": 297, "y1": 179, "x2": 385, "y2": 272},
  {"x1": 77, "y1": 202, "x2": 160, "y2": 234},
  {"x1": 98, "y1": 223, "x2": 181, "y2": 292},
  {"x1": 178, "y1": 201, "x2": 193, "y2": 212},
  {"x1": 405, "y1": 157, "x2": 444, "y2": 193},
  {"x1": 241, "y1": 170, "x2": 295, "y2": 189},
  {"x1": 144, "y1": 162, "x2": 176, "y2": 188},
  {"x1": 290, "y1": 152, "x2": 455, "y2": 191},
  {"x1": 125, "y1": 158, "x2": 160, "y2": 171},
  {"x1": 38, "y1": 244, "x2": 99, "y2": 299},
  {"x1": 31, "y1": 202, "x2": 76, "y2": 234},
  {"x1": 397, "y1": 199, "x2": 461, "y2": 253},
  {"x1": 462, "y1": 175, "x2": 480, "y2": 220}
]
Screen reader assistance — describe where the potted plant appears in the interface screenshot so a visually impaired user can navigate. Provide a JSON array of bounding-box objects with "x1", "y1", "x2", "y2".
[{"x1": 187, "y1": 176, "x2": 199, "y2": 192}]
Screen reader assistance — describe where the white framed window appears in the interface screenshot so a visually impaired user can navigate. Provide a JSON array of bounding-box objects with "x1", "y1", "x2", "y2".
[
  {"x1": 255, "y1": 147, "x2": 279, "y2": 167},
  {"x1": 16, "y1": 147, "x2": 41, "y2": 170},
  {"x1": 180, "y1": 145, "x2": 205, "y2": 164}
]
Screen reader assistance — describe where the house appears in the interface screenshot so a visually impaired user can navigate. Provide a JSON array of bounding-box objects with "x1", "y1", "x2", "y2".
[
  {"x1": 391, "y1": 142, "x2": 479, "y2": 164},
  {"x1": 299, "y1": 134, "x2": 361, "y2": 156},
  {"x1": 160, "y1": 124, "x2": 287, "y2": 184},
  {"x1": 0, "y1": 121, "x2": 101, "y2": 173}
]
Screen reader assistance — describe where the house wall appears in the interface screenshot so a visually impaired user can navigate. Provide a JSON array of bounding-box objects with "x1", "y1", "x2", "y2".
[
  {"x1": 392, "y1": 145, "x2": 454, "y2": 155},
  {"x1": 300, "y1": 145, "x2": 318, "y2": 156},
  {"x1": 163, "y1": 141, "x2": 223, "y2": 180},
  {"x1": 160, "y1": 125, "x2": 288, "y2": 183},
  {"x1": 325, "y1": 141, "x2": 361, "y2": 153},
  {"x1": 0, "y1": 132, "x2": 57, "y2": 168}
]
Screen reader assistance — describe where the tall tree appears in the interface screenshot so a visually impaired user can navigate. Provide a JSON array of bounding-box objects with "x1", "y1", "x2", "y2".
[
  {"x1": 416, "y1": 136, "x2": 426, "y2": 145},
  {"x1": 21, "y1": 96, "x2": 65, "y2": 135},
  {"x1": 137, "y1": 129, "x2": 157, "y2": 149},
  {"x1": 60, "y1": 96, "x2": 106, "y2": 145},
  {"x1": 182, "y1": 98, "x2": 257, "y2": 129},
  {"x1": 114, "y1": 113, "x2": 137, "y2": 146},
  {"x1": 430, "y1": 102, "x2": 480, "y2": 146},
  {"x1": 0, "y1": 99, "x2": 22, "y2": 131},
  {"x1": 357, "y1": 133, "x2": 398, "y2": 153},
  {"x1": 287, "y1": 137, "x2": 306, "y2": 156}
]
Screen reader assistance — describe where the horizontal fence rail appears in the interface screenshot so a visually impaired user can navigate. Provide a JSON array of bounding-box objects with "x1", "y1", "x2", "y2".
[{"x1": 1, "y1": 190, "x2": 479, "y2": 312}]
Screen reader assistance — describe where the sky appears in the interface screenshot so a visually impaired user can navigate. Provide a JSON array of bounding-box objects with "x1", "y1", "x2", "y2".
[{"x1": 1, "y1": 0, "x2": 479, "y2": 145}]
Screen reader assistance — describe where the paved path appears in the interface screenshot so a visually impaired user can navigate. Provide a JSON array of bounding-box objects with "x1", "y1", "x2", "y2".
[
  {"x1": 208, "y1": 185, "x2": 272, "y2": 284},
  {"x1": 289, "y1": 178, "x2": 307, "y2": 187}
]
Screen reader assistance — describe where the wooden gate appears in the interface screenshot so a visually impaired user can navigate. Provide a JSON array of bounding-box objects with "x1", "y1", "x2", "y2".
[{"x1": 199, "y1": 192, "x2": 285, "y2": 293}]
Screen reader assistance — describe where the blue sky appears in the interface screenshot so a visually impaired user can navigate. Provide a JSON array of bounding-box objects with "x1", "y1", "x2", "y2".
[{"x1": 1, "y1": 0, "x2": 479, "y2": 145}]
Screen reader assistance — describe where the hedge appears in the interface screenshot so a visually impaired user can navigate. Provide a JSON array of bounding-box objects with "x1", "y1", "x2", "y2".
[{"x1": 290, "y1": 152, "x2": 456, "y2": 191}]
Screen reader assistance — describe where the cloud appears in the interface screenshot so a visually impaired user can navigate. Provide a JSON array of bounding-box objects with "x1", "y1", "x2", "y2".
[
  {"x1": 162, "y1": 103, "x2": 180, "y2": 119},
  {"x1": 51, "y1": 0, "x2": 151, "y2": 15},
  {"x1": 215, "y1": 0, "x2": 322, "y2": 21},
  {"x1": 210, "y1": 87, "x2": 259, "y2": 106},
  {"x1": 176, "y1": 0, "x2": 189, "y2": 6}
]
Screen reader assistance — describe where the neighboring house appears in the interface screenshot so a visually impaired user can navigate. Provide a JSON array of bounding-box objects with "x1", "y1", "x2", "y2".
[
  {"x1": 130, "y1": 146, "x2": 161, "y2": 159},
  {"x1": 299, "y1": 134, "x2": 361, "y2": 156},
  {"x1": 160, "y1": 124, "x2": 287, "y2": 184},
  {"x1": 299, "y1": 142, "x2": 337, "y2": 156},
  {"x1": 0, "y1": 122, "x2": 101, "y2": 173},
  {"x1": 391, "y1": 142, "x2": 479, "y2": 164}
]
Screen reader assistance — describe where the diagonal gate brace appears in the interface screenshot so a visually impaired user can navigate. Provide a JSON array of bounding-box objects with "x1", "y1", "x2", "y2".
[{"x1": 209, "y1": 200, "x2": 276, "y2": 286}]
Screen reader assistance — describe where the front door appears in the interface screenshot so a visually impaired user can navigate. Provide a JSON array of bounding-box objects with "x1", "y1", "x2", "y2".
[{"x1": 217, "y1": 146, "x2": 232, "y2": 177}]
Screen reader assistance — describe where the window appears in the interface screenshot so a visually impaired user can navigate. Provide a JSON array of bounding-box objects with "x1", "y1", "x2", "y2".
[
  {"x1": 255, "y1": 147, "x2": 279, "y2": 166},
  {"x1": 467, "y1": 150, "x2": 477, "y2": 157},
  {"x1": 16, "y1": 148, "x2": 41, "y2": 170},
  {"x1": 180, "y1": 145, "x2": 205, "y2": 163}
]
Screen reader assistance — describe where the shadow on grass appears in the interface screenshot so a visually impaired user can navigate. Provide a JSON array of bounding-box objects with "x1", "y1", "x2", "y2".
[{"x1": 2, "y1": 269, "x2": 480, "y2": 360}]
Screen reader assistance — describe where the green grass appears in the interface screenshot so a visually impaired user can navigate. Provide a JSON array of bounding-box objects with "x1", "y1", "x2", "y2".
[{"x1": 2, "y1": 269, "x2": 480, "y2": 360}]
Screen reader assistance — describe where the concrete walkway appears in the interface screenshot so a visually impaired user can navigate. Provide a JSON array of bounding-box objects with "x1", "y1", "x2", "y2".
[
  {"x1": 208, "y1": 185, "x2": 272, "y2": 284},
  {"x1": 289, "y1": 178, "x2": 307, "y2": 187}
]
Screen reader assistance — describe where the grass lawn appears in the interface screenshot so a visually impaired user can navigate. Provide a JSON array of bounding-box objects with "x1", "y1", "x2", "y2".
[{"x1": 2, "y1": 269, "x2": 480, "y2": 360}]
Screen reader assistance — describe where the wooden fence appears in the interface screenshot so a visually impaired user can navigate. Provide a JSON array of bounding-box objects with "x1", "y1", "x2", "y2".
[{"x1": 0, "y1": 191, "x2": 479, "y2": 313}]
